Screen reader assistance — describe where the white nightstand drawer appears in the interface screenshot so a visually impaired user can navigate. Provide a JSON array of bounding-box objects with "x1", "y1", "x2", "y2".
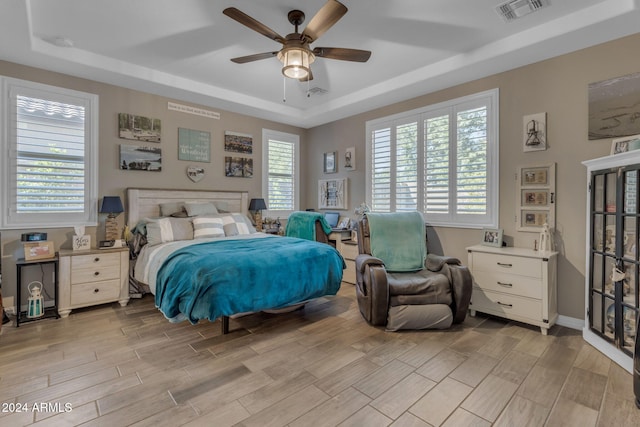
[
  {"x1": 72, "y1": 252, "x2": 120, "y2": 269},
  {"x1": 472, "y1": 252, "x2": 542, "y2": 279},
  {"x1": 472, "y1": 271, "x2": 542, "y2": 299},
  {"x1": 71, "y1": 262, "x2": 120, "y2": 284},
  {"x1": 70, "y1": 279, "x2": 121, "y2": 306},
  {"x1": 471, "y1": 288, "x2": 542, "y2": 321}
]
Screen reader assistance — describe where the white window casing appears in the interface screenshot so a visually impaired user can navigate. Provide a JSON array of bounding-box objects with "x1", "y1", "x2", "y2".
[
  {"x1": 1, "y1": 77, "x2": 99, "y2": 229},
  {"x1": 366, "y1": 89, "x2": 499, "y2": 228}
]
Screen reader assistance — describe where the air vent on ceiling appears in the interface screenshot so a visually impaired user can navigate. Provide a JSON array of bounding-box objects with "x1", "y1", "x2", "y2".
[
  {"x1": 307, "y1": 87, "x2": 329, "y2": 97},
  {"x1": 495, "y1": 0, "x2": 549, "y2": 22}
]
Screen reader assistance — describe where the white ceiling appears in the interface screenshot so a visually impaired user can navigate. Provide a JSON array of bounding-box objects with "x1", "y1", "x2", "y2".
[{"x1": 1, "y1": 0, "x2": 639, "y2": 128}]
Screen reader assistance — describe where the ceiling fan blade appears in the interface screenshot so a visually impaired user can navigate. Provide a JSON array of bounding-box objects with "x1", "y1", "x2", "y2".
[
  {"x1": 302, "y1": 0, "x2": 348, "y2": 43},
  {"x1": 313, "y1": 47, "x2": 371, "y2": 62},
  {"x1": 230, "y1": 52, "x2": 279, "y2": 64},
  {"x1": 223, "y1": 7, "x2": 285, "y2": 44}
]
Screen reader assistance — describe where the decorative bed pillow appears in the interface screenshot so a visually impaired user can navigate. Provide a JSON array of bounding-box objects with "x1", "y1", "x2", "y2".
[
  {"x1": 146, "y1": 217, "x2": 194, "y2": 246},
  {"x1": 159, "y1": 202, "x2": 184, "y2": 217},
  {"x1": 184, "y1": 202, "x2": 218, "y2": 217},
  {"x1": 193, "y1": 216, "x2": 225, "y2": 239},
  {"x1": 220, "y1": 213, "x2": 256, "y2": 236}
]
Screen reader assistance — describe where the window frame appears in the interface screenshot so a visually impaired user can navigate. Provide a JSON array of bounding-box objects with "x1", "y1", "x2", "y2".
[
  {"x1": 0, "y1": 77, "x2": 99, "y2": 229},
  {"x1": 365, "y1": 88, "x2": 499, "y2": 229},
  {"x1": 261, "y1": 128, "x2": 300, "y2": 218}
]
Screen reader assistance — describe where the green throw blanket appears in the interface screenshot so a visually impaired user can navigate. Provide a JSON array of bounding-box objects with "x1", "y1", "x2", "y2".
[
  {"x1": 285, "y1": 211, "x2": 332, "y2": 241},
  {"x1": 367, "y1": 211, "x2": 426, "y2": 272}
]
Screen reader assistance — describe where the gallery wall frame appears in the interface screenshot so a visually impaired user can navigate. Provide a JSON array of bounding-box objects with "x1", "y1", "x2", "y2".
[
  {"x1": 344, "y1": 147, "x2": 356, "y2": 171},
  {"x1": 319, "y1": 178, "x2": 348, "y2": 210},
  {"x1": 224, "y1": 131, "x2": 253, "y2": 154},
  {"x1": 324, "y1": 151, "x2": 337, "y2": 174},
  {"x1": 178, "y1": 128, "x2": 210, "y2": 162},
  {"x1": 515, "y1": 163, "x2": 556, "y2": 232},
  {"x1": 118, "y1": 113, "x2": 161, "y2": 143},
  {"x1": 589, "y1": 71, "x2": 640, "y2": 140}
]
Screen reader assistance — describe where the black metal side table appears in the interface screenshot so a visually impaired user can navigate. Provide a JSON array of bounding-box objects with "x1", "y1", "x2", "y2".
[{"x1": 16, "y1": 255, "x2": 60, "y2": 327}]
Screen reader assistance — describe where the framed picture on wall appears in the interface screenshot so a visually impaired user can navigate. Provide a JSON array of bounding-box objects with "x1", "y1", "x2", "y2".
[
  {"x1": 324, "y1": 151, "x2": 337, "y2": 174},
  {"x1": 516, "y1": 163, "x2": 555, "y2": 232},
  {"x1": 319, "y1": 178, "x2": 348, "y2": 209}
]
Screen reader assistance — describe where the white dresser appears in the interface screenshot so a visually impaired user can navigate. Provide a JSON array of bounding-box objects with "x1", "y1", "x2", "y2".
[
  {"x1": 467, "y1": 244, "x2": 558, "y2": 335},
  {"x1": 58, "y1": 247, "x2": 130, "y2": 317}
]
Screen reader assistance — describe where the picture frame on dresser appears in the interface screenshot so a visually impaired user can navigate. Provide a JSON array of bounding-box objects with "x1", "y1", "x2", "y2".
[
  {"x1": 481, "y1": 228, "x2": 503, "y2": 247},
  {"x1": 516, "y1": 163, "x2": 556, "y2": 232}
]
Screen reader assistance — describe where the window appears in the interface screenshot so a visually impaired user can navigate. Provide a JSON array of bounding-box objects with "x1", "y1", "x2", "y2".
[
  {"x1": 262, "y1": 129, "x2": 300, "y2": 217},
  {"x1": 366, "y1": 89, "x2": 499, "y2": 228},
  {"x1": 1, "y1": 77, "x2": 99, "y2": 229}
]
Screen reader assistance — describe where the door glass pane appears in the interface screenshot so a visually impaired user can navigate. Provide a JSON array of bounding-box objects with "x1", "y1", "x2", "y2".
[
  {"x1": 605, "y1": 215, "x2": 616, "y2": 255},
  {"x1": 592, "y1": 253, "x2": 604, "y2": 293},
  {"x1": 604, "y1": 257, "x2": 615, "y2": 297},
  {"x1": 594, "y1": 174, "x2": 604, "y2": 212},
  {"x1": 606, "y1": 172, "x2": 617, "y2": 212},
  {"x1": 625, "y1": 170, "x2": 637, "y2": 214},
  {"x1": 591, "y1": 291, "x2": 603, "y2": 332},
  {"x1": 622, "y1": 306, "x2": 637, "y2": 350},
  {"x1": 594, "y1": 214, "x2": 604, "y2": 251},
  {"x1": 624, "y1": 217, "x2": 636, "y2": 259},
  {"x1": 604, "y1": 296, "x2": 615, "y2": 341}
]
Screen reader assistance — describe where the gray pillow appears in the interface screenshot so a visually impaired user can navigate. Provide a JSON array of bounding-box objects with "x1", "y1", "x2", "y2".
[
  {"x1": 145, "y1": 217, "x2": 194, "y2": 246},
  {"x1": 184, "y1": 202, "x2": 218, "y2": 217},
  {"x1": 159, "y1": 202, "x2": 184, "y2": 217}
]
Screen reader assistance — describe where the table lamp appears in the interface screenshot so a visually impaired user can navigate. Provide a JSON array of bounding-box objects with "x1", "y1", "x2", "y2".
[
  {"x1": 100, "y1": 196, "x2": 124, "y2": 241},
  {"x1": 249, "y1": 198, "x2": 267, "y2": 231}
]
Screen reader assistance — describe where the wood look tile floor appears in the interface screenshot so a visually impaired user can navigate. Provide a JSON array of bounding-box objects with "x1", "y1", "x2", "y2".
[{"x1": 1, "y1": 284, "x2": 639, "y2": 427}]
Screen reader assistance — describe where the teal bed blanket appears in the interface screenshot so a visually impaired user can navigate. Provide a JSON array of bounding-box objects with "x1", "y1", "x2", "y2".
[{"x1": 155, "y1": 236, "x2": 344, "y2": 323}]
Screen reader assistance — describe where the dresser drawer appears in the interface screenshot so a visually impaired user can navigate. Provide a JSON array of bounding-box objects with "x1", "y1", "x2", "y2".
[
  {"x1": 471, "y1": 252, "x2": 541, "y2": 279},
  {"x1": 472, "y1": 271, "x2": 542, "y2": 299},
  {"x1": 71, "y1": 253, "x2": 121, "y2": 284},
  {"x1": 471, "y1": 288, "x2": 542, "y2": 321},
  {"x1": 70, "y1": 279, "x2": 121, "y2": 306}
]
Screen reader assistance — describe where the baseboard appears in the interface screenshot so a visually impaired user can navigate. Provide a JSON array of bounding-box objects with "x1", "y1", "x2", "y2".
[{"x1": 556, "y1": 315, "x2": 584, "y2": 331}]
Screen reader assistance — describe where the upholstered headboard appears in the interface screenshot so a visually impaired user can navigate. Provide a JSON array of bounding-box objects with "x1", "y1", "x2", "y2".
[{"x1": 127, "y1": 188, "x2": 249, "y2": 225}]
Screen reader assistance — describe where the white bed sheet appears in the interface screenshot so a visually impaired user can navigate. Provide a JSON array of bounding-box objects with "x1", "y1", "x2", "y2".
[{"x1": 134, "y1": 233, "x2": 273, "y2": 294}]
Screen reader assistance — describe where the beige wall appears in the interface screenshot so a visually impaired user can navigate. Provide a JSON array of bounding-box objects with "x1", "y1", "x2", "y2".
[
  {"x1": 0, "y1": 60, "x2": 305, "y2": 306},
  {"x1": 2, "y1": 32, "x2": 640, "y2": 320},
  {"x1": 306, "y1": 32, "x2": 640, "y2": 320}
]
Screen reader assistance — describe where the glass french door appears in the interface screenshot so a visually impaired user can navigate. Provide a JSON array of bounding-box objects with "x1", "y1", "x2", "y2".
[{"x1": 589, "y1": 165, "x2": 640, "y2": 356}]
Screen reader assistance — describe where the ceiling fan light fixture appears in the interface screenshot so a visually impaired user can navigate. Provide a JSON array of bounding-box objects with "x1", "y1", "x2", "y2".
[{"x1": 278, "y1": 46, "x2": 315, "y2": 79}]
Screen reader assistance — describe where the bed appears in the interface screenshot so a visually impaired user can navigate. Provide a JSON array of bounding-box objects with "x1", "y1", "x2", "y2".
[{"x1": 127, "y1": 188, "x2": 344, "y2": 333}]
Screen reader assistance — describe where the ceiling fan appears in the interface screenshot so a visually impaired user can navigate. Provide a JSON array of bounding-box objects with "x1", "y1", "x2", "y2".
[{"x1": 223, "y1": 0, "x2": 371, "y2": 81}]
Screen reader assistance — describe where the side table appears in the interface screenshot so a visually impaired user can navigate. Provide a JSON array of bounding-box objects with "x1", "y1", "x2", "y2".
[{"x1": 16, "y1": 255, "x2": 60, "y2": 327}]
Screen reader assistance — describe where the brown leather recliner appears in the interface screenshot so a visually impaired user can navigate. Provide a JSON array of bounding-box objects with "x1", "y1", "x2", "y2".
[{"x1": 355, "y1": 213, "x2": 472, "y2": 331}]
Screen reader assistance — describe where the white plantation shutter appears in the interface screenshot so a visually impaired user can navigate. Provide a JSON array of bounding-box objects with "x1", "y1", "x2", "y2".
[
  {"x1": 1, "y1": 78, "x2": 98, "y2": 228},
  {"x1": 262, "y1": 129, "x2": 299, "y2": 215},
  {"x1": 366, "y1": 89, "x2": 498, "y2": 228}
]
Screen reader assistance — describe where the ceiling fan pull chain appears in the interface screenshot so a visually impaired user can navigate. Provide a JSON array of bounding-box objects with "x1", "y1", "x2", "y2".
[
  {"x1": 307, "y1": 69, "x2": 311, "y2": 97},
  {"x1": 283, "y1": 75, "x2": 286, "y2": 103}
]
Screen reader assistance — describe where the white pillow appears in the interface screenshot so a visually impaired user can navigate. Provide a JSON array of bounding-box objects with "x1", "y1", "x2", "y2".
[{"x1": 193, "y1": 216, "x2": 225, "y2": 239}]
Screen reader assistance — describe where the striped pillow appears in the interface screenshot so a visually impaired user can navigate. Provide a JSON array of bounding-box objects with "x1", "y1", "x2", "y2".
[
  {"x1": 145, "y1": 217, "x2": 194, "y2": 246},
  {"x1": 221, "y1": 214, "x2": 255, "y2": 236},
  {"x1": 193, "y1": 216, "x2": 225, "y2": 239}
]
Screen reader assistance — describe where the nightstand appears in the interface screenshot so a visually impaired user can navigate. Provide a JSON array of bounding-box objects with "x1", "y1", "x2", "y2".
[
  {"x1": 336, "y1": 239, "x2": 358, "y2": 284},
  {"x1": 15, "y1": 256, "x2": 60, "y2": 327},
  {"x1": 58, "y1": 247, "x2": 129, "y2": 317}
]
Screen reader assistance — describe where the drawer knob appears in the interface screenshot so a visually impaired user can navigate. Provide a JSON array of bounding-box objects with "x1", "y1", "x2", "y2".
[
  {"x1": 497, "y1": 281, "x2": 513, "y2": 287},
  {"x1": 94, "y1": 271, "x2": 100, "y2": 276},
  {"x1": 94, "y1": 257, "x2": 100, "y2": 262},
  {"x1": 94, "y1": 288, "x2": 99, "y2": 293},
  {"x1": 497, "y1": 301, "x2": 513, "y2": 308},
  {"x1": 497, "y1": 262, "x2": 512, "y2": 268}
]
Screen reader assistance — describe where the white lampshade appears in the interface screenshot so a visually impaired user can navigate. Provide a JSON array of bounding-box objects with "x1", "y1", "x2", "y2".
[{"x1": 278, "y1": 47, "x2": 315, "y2": 79}]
